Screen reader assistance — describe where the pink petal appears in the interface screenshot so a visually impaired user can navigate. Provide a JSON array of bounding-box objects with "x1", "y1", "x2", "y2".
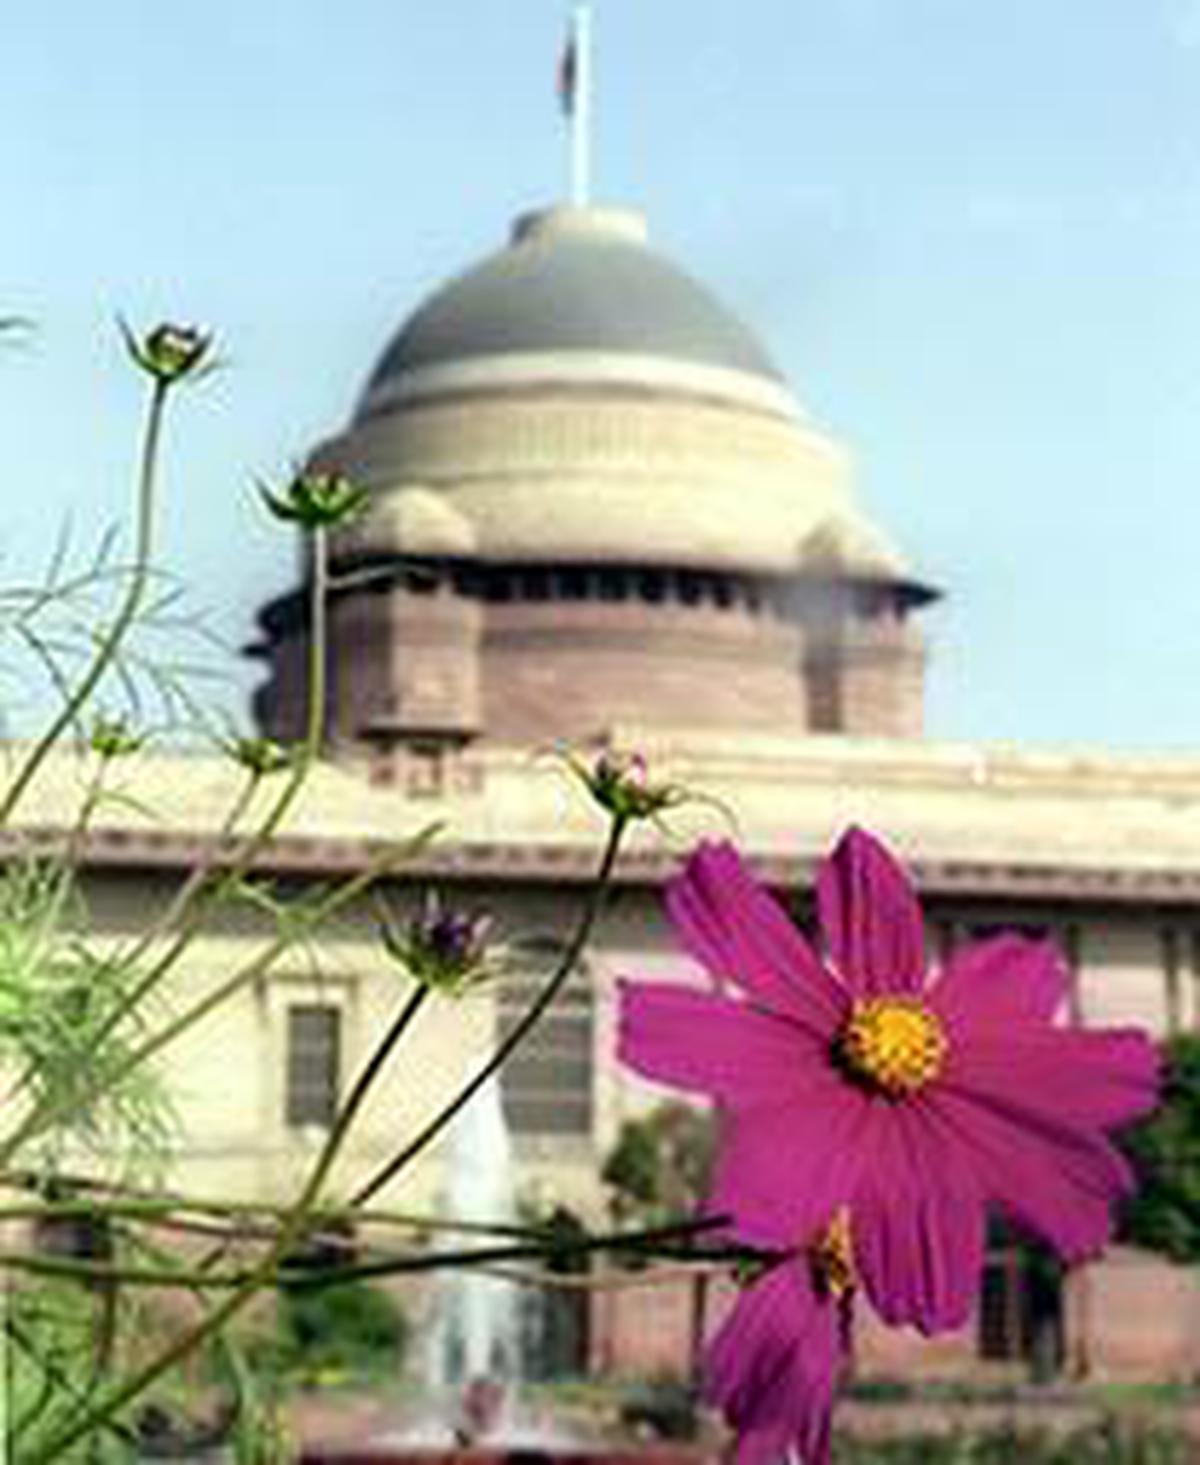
[
  {"x1": 944, "y1": 1026, "x2": 1160, "y2": 1131},
  {"x1": 617, "y1": 980, "x2": 816, "y2": 1105},
  {"x1": 851, "y1": 1104, "x2": 984, "y2": 1334},
  {"x1": 710, "y1": 1082, "x2": 875, "y2": 1249},
  {"x1": 926, "y1": 1083, "x2": 1134, "y2": 1262},
  {"x1": 705, "y1": 1261, "x2": 841, "y2": 1465},
  {"x1": 930, "y1": 934, "x2": 1070, "y2": 1031},
  {"x1": 816, "y1": 827, "x2": 925, "y2": 997},
  {"x1": 667, "y1": 841, "x2": 847, "y2": 1032}
]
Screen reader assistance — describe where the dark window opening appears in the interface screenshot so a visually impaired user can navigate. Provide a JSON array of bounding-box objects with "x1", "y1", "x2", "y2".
[
  {"x1": 286, "y1": 1004, "x2": 341, "y2": 1128},
  {"x1": 678, "y1": 572, "x2": 703, "y2": 606},
  {"x1": 557, "y1": 568, "x2": 590, "y2": 601},
  {"x1": 402, "y1": 567, "x2": 441, "y2": 595},
  {"x1": 978, "y1": 1219, "x2": 1063, "y2": 1378},
  {"x1": 597, "y1": 569, "x2": 628, "y2": 602},
  {"x1": 498, "y1": 949, "x2": 593, "y2": 1137},
  {"x1": 637, "y1": 570, "x2": 666, "y2": 604},
  {"x1": 518, "y1": 568, "x2": 551, "y2": 601}
]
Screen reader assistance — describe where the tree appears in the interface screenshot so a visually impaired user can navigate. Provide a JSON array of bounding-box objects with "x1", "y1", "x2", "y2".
[
  {"x1": 602, "y1": 1101, "x2": 716, "y2": 1227},
  {"x1": 1117, "y1": 1033, "x2": 1200, "y2": 1263}
]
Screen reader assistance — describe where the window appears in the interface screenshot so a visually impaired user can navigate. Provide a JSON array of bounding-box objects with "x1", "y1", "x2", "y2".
[
  {"x1": 286, "y1": 1004, "x2": 341, "y2": 1127},
  {"x1": 1191, "y1": 931, "x2": 1200, "y2": 1033},
  {"x1": 636, "y1": 570, "x2": 666, "y2": 604},
  {"x1": 597, "y1": 568, "x2": 628, "y2": 602},
  {"x1": 498, "y1": 945, "x2": 593, "y2": 1137},
  {"x1": 556, "y1": 567, "x2": 590, "y2": 600},
  {"x1": 978, "y1": 1219, "x2": 1063, "y2": 1377},
  {"x1": 1163, "y1": 928, "x2": 1183, "y2": 1036}
]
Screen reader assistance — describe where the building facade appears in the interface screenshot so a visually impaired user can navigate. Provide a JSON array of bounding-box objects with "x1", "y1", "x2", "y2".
[{"x1": 14, "y1": 199, "x2": 1199, "y2": 1381}]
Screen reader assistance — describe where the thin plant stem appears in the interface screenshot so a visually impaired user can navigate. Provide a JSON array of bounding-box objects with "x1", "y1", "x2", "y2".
[
  {"x1": 275, "y1": 1215, "x2": 735, "y2": 1291},
  {"x1": 106, "y1": 766, "x2": 261, "y2": 972},
  {"x1": 5, "y1": 1317, "x2": 141, "y2": 1453},
  {"x1": 69, "y1": 526, "x2": 330, "y2": 1047},
  {"x1": 116, "y1": 834, "x2": 435, "y2": 1077},
  {"x1": 0, "y1": 768, "x2": 261, "y2": 1117},
  {"x1": 64, "y1": 755, "x2": 113, "y2": 868},
  {"x1": 0, "y1": 378, "x2": 170, "y2": 829},
  {"x1": 0, "y1": 527, "x2": 335, "y2": 1156},
  {"x1": 0, "y1": 1215, "x2": 730, "y2": 1293},
  {"x1": 351, "y1": 813, "x2": 629, "y2": 1208},
  {"x1": 0, "y1": 1186, "x2": 540, "y2": 1242},
  {"x1": 0, "y1": 828, "x2": 437, "y2": 1171},
  {"x1": 24, "y1": 975, "x2": 429, "y2": 1461}
]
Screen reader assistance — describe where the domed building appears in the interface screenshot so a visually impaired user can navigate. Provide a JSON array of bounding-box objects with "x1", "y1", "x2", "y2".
[
  {"x1": 250, "y1": 205, "x2": 936, "y2": 754},
  {"x1": 13, "y1": 195, "x2": 1195, "y2": 1399},
  {"x1": 234, "y1": 201, "x2": 1200, "y2": 1385}
]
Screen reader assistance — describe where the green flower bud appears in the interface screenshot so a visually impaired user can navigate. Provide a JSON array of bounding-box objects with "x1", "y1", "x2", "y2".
[
  {"x1": 121, "y1": 320, "x2": 211, "y2": 383},
  {"x1": 226, "y1": 736, "x2": 295, "y2": 777},
  {"x1": 89, "y1": 715, "x2": 144, "y2": 760},
  {"x1": 259, "y1": 471, "x2": 369, "y2": 530}
]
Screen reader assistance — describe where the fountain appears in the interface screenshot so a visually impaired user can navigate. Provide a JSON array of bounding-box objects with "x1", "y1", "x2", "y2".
[
  {"x1": 425, "y1": 1076, "x2": 522, "y2": 1441},
  {"x1": 300, "y1": 1080, "x2": 710, "y2": 1463}
]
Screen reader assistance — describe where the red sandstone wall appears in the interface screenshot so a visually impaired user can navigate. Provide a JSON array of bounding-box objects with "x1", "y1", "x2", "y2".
[
  {"x1": 481, "y1": 599, "x2": 806, "y2": 742},
  {"x1": 1067, "y1": 1248, "x2": 1200, "y2": 1382},
  {"x1": 589, "y1": 1253, "x2": 1200, "y2": 1387}
]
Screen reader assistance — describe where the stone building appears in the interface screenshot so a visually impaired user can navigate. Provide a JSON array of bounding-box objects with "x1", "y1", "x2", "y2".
[
  {"x1": 250, "y1": 204, "x2": 935, "y2": 750},
  {"x1": 15, "y1": 199, "x2": 1198, "y2": 1381}
]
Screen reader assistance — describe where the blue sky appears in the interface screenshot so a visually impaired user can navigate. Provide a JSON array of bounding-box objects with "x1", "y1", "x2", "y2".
[{"x1": 5, "y1": 1, "x2": 1200, "y2": 748}]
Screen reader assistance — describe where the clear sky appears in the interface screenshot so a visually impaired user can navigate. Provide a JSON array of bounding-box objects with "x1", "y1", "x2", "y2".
[{"x1": 5, "y1": 1, "x2": 1200, "y2": 749}]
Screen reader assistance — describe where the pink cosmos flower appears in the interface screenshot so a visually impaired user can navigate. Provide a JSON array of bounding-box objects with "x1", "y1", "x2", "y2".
[
  {"x1": 619, "y1": 829, "x2": 1160, "y2": 1341},
  {"x1": 706, "y1": 1212, "x2": 854, "y2": 1465}
]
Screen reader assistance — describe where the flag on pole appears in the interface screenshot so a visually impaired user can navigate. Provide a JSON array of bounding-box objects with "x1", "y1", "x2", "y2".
[{"x1": 558, "y1": 29, "x2": 578, "y2": 117}]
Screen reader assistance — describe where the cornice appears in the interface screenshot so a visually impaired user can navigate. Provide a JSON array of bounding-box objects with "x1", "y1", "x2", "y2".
[{"x1": 9, "y1": 824, "x2": 1200, "y2": 910}]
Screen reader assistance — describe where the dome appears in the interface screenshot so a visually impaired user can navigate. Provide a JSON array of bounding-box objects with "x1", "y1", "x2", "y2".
[
  {"x1": 360, "y1": 206, "x2": 782, "y2": 405},
  {"x1": 306, "y1": 201, "x2": 935, "y2": 586}
]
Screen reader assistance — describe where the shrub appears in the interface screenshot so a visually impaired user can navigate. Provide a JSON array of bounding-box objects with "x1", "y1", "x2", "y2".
[{"x1": 276, "y1": 1278, "x2": 408, "y2": 1381}]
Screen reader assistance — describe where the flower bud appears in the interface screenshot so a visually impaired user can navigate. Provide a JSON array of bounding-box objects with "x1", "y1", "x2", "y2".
[
  {"x1": 122, "y1": 321, "x2": 211, "y2": 383},
  {"x1": 563, "y1": 747, "x2": 686, "y2": 824},
  {"x1": 226, "y1": 736, "x2": 295, "y2": 777},
  {"x1": 381, "y1": 892, "x2": 494, "y2": 995},
  {"x1": 259, "y1": 471, "x2": 369, "y2": 530},
  {"x1": 89, "y1": 715, "x2": 144, "y2": 760}
]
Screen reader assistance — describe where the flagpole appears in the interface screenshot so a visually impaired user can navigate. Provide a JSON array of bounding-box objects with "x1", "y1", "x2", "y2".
[{"x1": 571, "y1": 2, "x2": 592, "y2": 207}]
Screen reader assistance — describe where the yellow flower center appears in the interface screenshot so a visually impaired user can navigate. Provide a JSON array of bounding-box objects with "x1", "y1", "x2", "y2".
[
  {"x1": 839, "y1": 996, "x2": 947, "y2": 1097},
  {"x1": 809, "y1": 1207, "x2": 856, "y2": 1299}
]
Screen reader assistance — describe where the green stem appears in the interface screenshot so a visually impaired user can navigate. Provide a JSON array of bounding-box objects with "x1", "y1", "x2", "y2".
[
  {"x1": 0, "y1": 1214, "x2": 731, "y2": 1293},
  {"x1": 351, "y1": 814, "x2": 628, "y2": 1209},
  {"x1": 0, "y1": 828, "x2": 437, "y2": 1172},
  {"x1": 0, "y1": 526, "x2": 335, "y2": 1160},
  {"x1": 0, "y1": 378, "x2": 169, "y2": 830},
  {"x1": 113, "y1": 525, "x2": 328, "y2": 977},
  {"x1": 65, "y1": 755, "x2": 112, "y2": 867},
  {"x1": 75, "y1": 525, "x2": 330, "y2": 1039},
  {"x1": 0, "y1": 770, "x2": 260, "y2": 1118},
  {"x1": 6, "y1": 1317, "x2": 140, "y2": 1453},
  {"x1": 0, "y1": 1185, "x2": 536, "y2": 1241},
  {"x1": 25, "y1": 977, "x2": 429, "y2": 1462},
  {"x1": 117, "y1": 834, "x2": 434, "y2": 1080},
  {"x1": 277, "y1": 1215, "x2": 734, "y2": 1291},
  {"x1": 105, "y1": 766, "x2": 261, "y2": 974}
]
